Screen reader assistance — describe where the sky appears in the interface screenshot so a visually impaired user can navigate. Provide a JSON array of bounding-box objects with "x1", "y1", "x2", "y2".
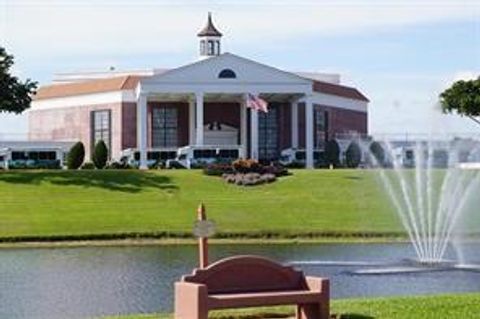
[{"x1": 0, "y1": 0, "x2": 479, "y2": 139}]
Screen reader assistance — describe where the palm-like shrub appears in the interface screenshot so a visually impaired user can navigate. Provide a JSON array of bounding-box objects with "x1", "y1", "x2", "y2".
[
  {"x1": 67, "y1": 141, "x2": 85, "y2": 169},
  {"x1": 369, "y1": 141, "x2": 385, "y2": 167},
  {"x1": 325, "y1": 139, "x2": 340, "y2": 167},
  {"x1": 92, "y1": 140, "x2": 108, "y2": 169},
  {"x1": 345, "y1": 142, "x2": 362, "y2": 168}
]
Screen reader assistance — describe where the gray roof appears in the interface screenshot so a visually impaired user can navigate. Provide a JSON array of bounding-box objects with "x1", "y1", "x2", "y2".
[{"x1": 197, "y1": 12, "x2": 222, "y2": 37}]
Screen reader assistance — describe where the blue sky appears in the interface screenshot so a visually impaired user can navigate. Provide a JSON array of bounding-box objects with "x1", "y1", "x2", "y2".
[{"x1": 1, "y1": 0, "x2": 479, "y2": 138}]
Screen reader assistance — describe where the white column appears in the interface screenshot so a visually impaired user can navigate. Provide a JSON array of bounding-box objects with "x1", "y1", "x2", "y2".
[
  {"x1": 250, "y1": 108, "x2": 259, "y2": 159},
  {"x1": 305, "y1": 97, "x2": 314, "y2": 169},
  {"x1": 240, "y1": 100, "x2": 247, "y2": 158},
  {"x1": 195, "y1": 92, "x2": 204, "y2": 146},
  {"x1": 189, "y1": 98, "x2": 195, "y2": 145},
  {"x1": 291, "y1": 102, "x2": 299, "y2": 148},
  {"x1": 137, "y1": 93, "x2": 148, "y2": 170}
]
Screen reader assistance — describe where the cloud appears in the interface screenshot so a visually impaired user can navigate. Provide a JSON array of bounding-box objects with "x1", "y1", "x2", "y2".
[{"x1": 1, "y1": 0, "x2": 478, "y2": 59}]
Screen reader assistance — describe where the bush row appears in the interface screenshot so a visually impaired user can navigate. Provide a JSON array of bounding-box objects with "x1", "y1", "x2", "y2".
[{"x1": 0, "y1": 230, "x2": 409, "y2": 243}]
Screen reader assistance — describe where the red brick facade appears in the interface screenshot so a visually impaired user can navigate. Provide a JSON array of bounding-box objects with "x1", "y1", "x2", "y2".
[
  {"x1": 29, "y1": 102, "x2": 123, "y2": 160},
  {"x1": 29, "y1": 100, "x2": 367, "y2": 159}
]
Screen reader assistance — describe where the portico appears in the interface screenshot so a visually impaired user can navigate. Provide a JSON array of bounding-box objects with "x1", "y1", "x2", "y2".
[{"x1": 135, "y1": 85, "x2": 315, "y2": 169}]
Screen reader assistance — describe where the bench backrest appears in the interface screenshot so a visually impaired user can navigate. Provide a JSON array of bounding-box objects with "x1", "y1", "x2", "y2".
[{"x1": 182, "y1": 255, "x2": 305, "y2": 294}]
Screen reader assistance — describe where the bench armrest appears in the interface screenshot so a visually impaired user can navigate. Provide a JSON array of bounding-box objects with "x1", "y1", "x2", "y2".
[
  {"x1": 175, "y1": 282, "x2": 208, "y2": 319},
  {"x1": 305, "y1": 276, "x2": 330, "y2": 295}
]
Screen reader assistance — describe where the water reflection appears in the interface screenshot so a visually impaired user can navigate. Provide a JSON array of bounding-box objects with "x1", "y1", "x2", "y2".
[{"x1": 1, "y1": 243, "x2": 479, "y2": 319}]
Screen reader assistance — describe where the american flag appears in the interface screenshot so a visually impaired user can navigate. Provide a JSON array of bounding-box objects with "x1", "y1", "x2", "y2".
[{"x1": 246, "y1": 93, "x2": 268, "y2": 113}]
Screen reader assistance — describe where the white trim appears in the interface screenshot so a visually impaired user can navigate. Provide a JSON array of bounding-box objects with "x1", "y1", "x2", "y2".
[
  {"x1": 305, "y1": 98, "x2": 314, "y2": 169},
  {"x1": 307, "y1": 92, "x2": 368, "y2": 113},
  {"x1": 31, "y1": 90, "x2": 136, "y2": 110},
  {"x1": 137, "y1": 94, "x2": 148, "y2": 170},
  {"x1": 139, "y1": 83, "x2": 312, "y2": 95},
  {"x1": 291, "y1": 102, "x2": 299, "y2": 148},
  {"x1": 250, "y1": 109, "x2": 259, "y2": 159},
  {"x1": 240, "y1": 100, "x2": 247, "y2": 157},
  {"x1": 189, "y1": 99, "x2": 196, "y2": 145},
  {"x1": 195, "y1": 92, "x2": 204, "y2": 145}
]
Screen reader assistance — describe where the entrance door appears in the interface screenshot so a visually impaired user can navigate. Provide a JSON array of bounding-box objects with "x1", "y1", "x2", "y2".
[{"x1": 258, "y1": 104, "x2": 278, "y2": 161}]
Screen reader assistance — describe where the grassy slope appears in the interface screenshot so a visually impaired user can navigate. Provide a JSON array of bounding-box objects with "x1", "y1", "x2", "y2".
[
  {"x1": 104, "y1": 294, "x2": 480, "y2": 319},
  {"x1": 0, "y1": 169, "x2": 400, "y2": 239}
]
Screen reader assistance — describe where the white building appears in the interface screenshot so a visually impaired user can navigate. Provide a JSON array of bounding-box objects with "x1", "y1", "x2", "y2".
[{"x1": 29, "y1": 13, "x2": 369, "y2": 168}]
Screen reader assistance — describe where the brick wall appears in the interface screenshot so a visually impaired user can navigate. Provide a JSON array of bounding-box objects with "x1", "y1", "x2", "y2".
[
  {"x1": 298, "y1": 104, "x2": 367, "y2": 148},
  {"x1": 29, "y1": 102, "x2": 123, "y2": 160}
]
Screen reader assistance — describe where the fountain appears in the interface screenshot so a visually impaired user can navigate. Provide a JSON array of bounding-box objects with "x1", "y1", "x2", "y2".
[
  {"x1": 292, "y1": 136, "x2": 480, "y2": 274},
  {"x1": 366, "y1": 138, "x2": 480, "y2": 265}
]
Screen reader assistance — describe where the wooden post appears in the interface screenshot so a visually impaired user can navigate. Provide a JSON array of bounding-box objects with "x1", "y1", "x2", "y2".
[{"x1": 197, "y1": 203, "x2": 208, "y2": 268}]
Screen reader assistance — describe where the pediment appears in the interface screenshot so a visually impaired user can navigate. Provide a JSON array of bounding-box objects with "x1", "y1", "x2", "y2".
[{"x1": 142, "y1": 53, "x2": 312, "y2": 86}]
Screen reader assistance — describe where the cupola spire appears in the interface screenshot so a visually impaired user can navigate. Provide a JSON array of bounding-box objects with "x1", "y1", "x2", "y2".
[{"x1": 197, "y1": 12, "x2": 222, "y2": 59}]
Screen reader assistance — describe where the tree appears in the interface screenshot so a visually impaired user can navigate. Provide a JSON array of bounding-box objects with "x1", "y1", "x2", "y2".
[
  {"x1": 369, "y1": 141, "x2": 385, "y2": 167},
  {"x1": 67, "y1": 142, "x2": 85, "y2": 169},
  {"x1": 440, "y1": 78, "x2": 480, "y2": 125},
  {"x1": 92, "y1": 140, "x2": 108, "y2": 169},
  {"x1": 0, "y1": 47, "x2": 37, "y2": 113},
  {"x1": 345, "y1": 142, "x2": 361, "y2": 168},
  {"x1": 325, "y1": 139, "x2": 340, "y2": 168}
]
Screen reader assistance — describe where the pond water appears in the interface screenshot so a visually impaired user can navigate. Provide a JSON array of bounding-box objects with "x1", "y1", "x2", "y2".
[{"x1": 1, "y1": 243, "x2": 480, "y2": 319}]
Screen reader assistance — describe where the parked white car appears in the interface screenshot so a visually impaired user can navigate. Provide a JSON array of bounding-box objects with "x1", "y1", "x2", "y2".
[
  {"x1": 120, "y1": 148, "x2": 178, "y2": 168},
  {"x1": 279, "y1": 148, "x2": 325, "y2": 167},
  {"x1": 166, "y1": 145, "x2": 244, "y2": 169}
]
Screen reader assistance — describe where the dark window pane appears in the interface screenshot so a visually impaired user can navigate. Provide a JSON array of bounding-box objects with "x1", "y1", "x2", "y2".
[
  {"x1": 258, "y1": 104, "x2": 278, "y2": 161},
  {"x1": 152, "y1": 107, "x2": 178, "y2": 148}
]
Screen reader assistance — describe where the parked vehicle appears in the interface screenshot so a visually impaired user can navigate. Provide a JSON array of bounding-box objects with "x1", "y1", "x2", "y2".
[
  {"x1": 119, "y1": 148, "x2": 177, "y2": 168},
  {"x1": 0, "y1": 141, "x2": 74, "y2": 169},
  {"x1": 166, "y1": 145, "x2": 243, "y2": 169},
  {"x1": 0, "y1": 148, "x2": 8, "y2": 169},
  {"x1": 279, "y1": 148, "x2": 326, "y2": 167},
  {"x1": 1, "y1": 149, "x2": 63, "y2": 169}
]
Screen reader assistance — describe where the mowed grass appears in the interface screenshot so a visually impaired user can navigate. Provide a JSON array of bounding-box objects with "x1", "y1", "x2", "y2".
[
  {"x1": 103, "y1": 293, "x2": 480, "y2": 319},
  {"x1": 0, "y1": 169, "x2": 402, "y2": 239}
]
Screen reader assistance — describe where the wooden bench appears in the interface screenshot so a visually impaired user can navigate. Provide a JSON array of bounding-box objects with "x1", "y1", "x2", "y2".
[{"x1": 175, "y1": 255, "x2": 329, "y2": 319}]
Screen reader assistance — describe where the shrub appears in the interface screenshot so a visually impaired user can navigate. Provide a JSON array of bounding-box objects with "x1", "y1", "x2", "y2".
[
  {"x1": 325, "y1": 139, "x2": 340, "y2": 167},
  {"x1": 81, "y1": 162, "x2": 95, "y2": 170},
  {"x1": 203, "y1": 163, "x2": 233, "y2": 176},
  {"x1": 67, "y1": 141, "x2": 85, "y2": 169},
  {"x1": 262, "y1": 164, "x2": 289, "y2": 177},
  {"x1": 106, "y1": 161, "x2": 132, "y2": 170},
  {"x1": 92, "y1": 140, "x2": 108, "y2": 169},
  {"x1": 369, "y1": 141, "x2": 385, "y2": 167},
  {"x1": 232, "y1": 159, "x2": 262, "y2": 173},
  {"x1": 345, "y1": 142, "x2": 362, "y2": 168}
]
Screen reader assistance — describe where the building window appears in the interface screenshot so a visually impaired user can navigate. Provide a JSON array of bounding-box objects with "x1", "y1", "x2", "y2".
[
  {"x1": 91, "y1": 110, "x2": 111, "y2": 155},
  {"x1": 314, "y1": 106, "x2": 328, "y2": 149},
  {"x1": 91, "y1": 110, "x2": 111, "y2": 151},
  {"x1": 208, "y1": 40, "x2": 215, "y2": 55},
  {"x1": 216, "y1": 40, "x2": 220, "y2": 54},
  {"x1": 258, "y1": 103, "x2": 278, "y2": 161},
  {"x1": 152, "y1": 107, "x2": 178, "y2": 147},
  {"x1": 218, "y1": 69, "x2": 236, "y2": 79},
  {"x1": 200, "y1": 40, "x2": 206, "y2": 55}
]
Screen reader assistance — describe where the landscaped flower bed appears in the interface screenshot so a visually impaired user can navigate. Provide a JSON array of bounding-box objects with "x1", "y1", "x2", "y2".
[{"x1": 204, "y1": 159, "x2": 289, "y2": 186}]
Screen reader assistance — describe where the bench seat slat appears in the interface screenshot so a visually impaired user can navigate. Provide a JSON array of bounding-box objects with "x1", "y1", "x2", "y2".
[{"x1": 208, "y1": 290, "x2": 323, "y2": 309}]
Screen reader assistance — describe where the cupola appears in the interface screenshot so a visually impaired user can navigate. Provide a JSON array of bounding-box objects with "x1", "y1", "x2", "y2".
[{"x1": 197, "y1": 12, "x2": 222, "y2": 59}]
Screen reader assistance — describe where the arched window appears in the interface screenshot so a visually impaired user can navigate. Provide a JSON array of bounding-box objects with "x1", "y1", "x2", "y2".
[
  {"x1": 200, "y1": 40, "x2": 206, "y2": 55},
  {"x1": 218, "y1": 69, "x2": 236, "y2": 79}
]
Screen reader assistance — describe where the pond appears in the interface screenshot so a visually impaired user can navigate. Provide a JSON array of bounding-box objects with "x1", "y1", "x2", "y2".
[{"x1": 1, "y1": 243, "x2": 480, "y2": 319}]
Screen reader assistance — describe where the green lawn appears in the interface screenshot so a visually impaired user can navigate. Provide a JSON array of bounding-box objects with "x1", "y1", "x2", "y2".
[
  {"x1": 0, "y1": 169, "x2": 401, "y2": 240},
  {"x1": 103, "y1": 293, "x2": 480, "y2": 319}
]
